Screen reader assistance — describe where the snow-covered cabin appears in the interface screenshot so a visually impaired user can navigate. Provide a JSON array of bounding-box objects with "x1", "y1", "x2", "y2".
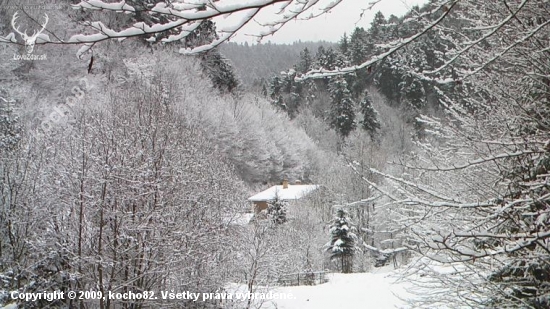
[{"x1": 248, "y1": 179, "x2": 319, "y2": 213}]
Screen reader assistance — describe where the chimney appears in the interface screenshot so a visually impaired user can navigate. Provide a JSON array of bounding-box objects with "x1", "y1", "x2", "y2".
[{"x1": 282, "y1": 179, "x2": 289, "y2": 189}]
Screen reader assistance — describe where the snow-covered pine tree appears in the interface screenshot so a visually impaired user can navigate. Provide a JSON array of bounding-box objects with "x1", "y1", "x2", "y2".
[
  {"x1": 267, "y1": 198, "x2": 288, "y2": 225},
  {"x1": 315, "y1": 46, "x2": 345, "y2": 71},
  {"x1": 374, "y1": 57, "x2": 402, "y2": 104},
  {"x1": 367, "y1": 11, "x2": 387, "y2": 54},
  {"x1": 126, "y1": 0, "x2": 180, "y2": 43},
  {"x1": 284, "y1": 69, "x2": 303, "y2": 119},
  {"x1": 359, "y1": 91, "x2": 381, "y2": 138},
  {"x1": 349, "y1": 27, "x2": 368, "y2": 66},
  {"x1": 201, "y1": 51, "x2": 241, "y2": 94},
  {"x1": 184, "y1": 20, "x2": 219, "y2": 49},
  {"x1": 269, "y1": 76, "x2": 282, "y2": 101},
  {"x1": 313, "y1": 46, "x2": 347, "y2": 89},
  {"x1": 325, "y1": 209, "x2": 359, "y2": 273},
  {"x1": 348, "y1": 27, "x2": 370, "y2": 97},
  {"x1": 339, "y1": 33, "x2": 350, "y2": 58},
  {"x1": 297, "y1": 48, "x2": 313, "y2": 74},
  {"x1": 268, "y1": 75, "x2": 288, "y2": 113},
  {"x1": 184, "y1": 20, "x2": 242, "y2": 94},
  {"x1": 329, "y1": 77, "x2": 356, "y2": 138},
  {"x1": 267, "y1": 70, "x2": 304, "y2": 119}
]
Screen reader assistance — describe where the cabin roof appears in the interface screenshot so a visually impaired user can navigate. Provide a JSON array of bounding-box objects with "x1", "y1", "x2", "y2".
[{"x1": 248, "y1": 184, "x2": 319, "y2": 202}]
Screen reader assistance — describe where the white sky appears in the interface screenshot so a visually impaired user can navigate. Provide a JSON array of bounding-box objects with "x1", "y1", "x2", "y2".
[{"x1": 224, "y1": 0, "x2": 429, "y2": 44}]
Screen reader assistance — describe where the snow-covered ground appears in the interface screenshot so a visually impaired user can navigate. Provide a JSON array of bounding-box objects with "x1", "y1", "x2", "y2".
[{"x1": 260, "y1": 266, "x2": 410, "y2": 309}]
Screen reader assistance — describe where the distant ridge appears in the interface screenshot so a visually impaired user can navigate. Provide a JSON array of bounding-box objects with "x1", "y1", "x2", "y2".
[{"x1": 220, "y1": 41, "x2": 335, "y2": 89}]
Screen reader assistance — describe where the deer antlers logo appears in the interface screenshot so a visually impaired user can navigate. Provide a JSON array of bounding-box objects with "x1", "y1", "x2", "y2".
[{"x1": 11, "y1": 12, "x2": 49, "y2": 54}]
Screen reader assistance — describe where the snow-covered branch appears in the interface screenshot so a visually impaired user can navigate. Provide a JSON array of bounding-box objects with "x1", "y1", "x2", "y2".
[
  {"x1": 402, "y1": 150, "x2": 542, "y2": 172},
  {"x1": 54, "y1": 0, "x2": 351, "y2": 55}
]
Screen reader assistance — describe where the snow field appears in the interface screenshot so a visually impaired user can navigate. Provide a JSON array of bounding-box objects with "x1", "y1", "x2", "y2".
[{"x1": 227, "y1": 266, "x2": 412, "y2": 309}]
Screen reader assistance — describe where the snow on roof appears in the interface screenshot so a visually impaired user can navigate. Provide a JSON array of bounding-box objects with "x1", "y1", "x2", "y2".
[{"x1": 248, "y1": 185, "x2": 319, "y2": 202}]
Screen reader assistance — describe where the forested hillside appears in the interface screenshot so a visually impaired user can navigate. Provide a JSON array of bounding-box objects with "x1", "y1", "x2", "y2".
[
  {"x1": 1, "y1": 0, "x2": 550, "y2": 308},
  {"x1": 254, "y1": 8, "x2": 458, "y2": 144},
  {"x1": 220, "y1": 41, "x2": 333, "y2": 90}
]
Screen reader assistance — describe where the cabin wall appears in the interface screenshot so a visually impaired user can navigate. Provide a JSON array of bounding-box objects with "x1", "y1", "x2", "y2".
[{"x1": 253, "y1": 201, "x2": 268, "y2": 213}]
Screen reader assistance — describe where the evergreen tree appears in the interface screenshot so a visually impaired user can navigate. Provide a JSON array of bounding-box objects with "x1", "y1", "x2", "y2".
[
  {"x1": 386, "y1": 14, "x2": 401, "y2": 41},
  {"x1": 287, "y1": 70, "x2": 304, "y2": 119},
  {"x1": 369, "y1": 11, "x2": 387, "y2": 42},
  {"x1": 269, "y1": 76, "x2": 282, "y2": 101},
  {"x1": 359, "y1": 91, "x2": 381, "y2": 137},
  {"x1": 191, "y1": 21, "x2": 242, "y2": 94},
  {"x1": 348, "y1": 27, "x2": 370, "y2": 97},
  {"x1": 281, "y1": 70, "x2": 294, "y2": 94},
  {"x1": 126, "y1": 0, "x2": 179, "y2": 44},
  {"x1": 315, "y1": 46, "x2": 345, "y2": 71},
  {"x1": 325, "y1": 209, "x2": 359, "y2": 273},
  {"x1": 269, "y1": 76, "x2": 287, "y2": 111},
  {"x1": 339, "y1": 33, "x2": 350, "y2": 58},
  {"x1": 364, "y1": 11, "x2": 387, "y2": 56},
  {"x1": 267, "y1": 198, "x2": 288, "y2": 225},
  {"x1": 297, "y1": 48, "x2": 313, "y2": 74},
  {"x1": 201, "y1": 51, "x2": 242, "y2": 94},
  {"x1": 349, "y1": 27, "x2": 368, "y2": 66},
  {"x1": 185, "y1": 20, "x2": 219, "y2": 49},
  {"x1": 375, "y1": 57, "x2": 402, "y2": 104},
  {"x1": 268, "y1": 71, "x2": 304, "y2": 118},
  {"x1": 400, "y1": 76, "x2": 425, "y2": 110},
  {"x1": 329, "y1": 77, "x2": 356, "y2": 138}
]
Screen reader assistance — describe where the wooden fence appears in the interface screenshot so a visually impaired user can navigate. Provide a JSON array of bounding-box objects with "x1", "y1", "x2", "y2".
[{"x1": 276, "y1": 271, "x2": 328, "y2": 286}]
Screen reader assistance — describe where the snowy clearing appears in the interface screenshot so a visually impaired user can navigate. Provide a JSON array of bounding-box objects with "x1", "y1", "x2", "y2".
[{"x1": 260, "y1": 267, "x2": 410, "y2": 309}]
